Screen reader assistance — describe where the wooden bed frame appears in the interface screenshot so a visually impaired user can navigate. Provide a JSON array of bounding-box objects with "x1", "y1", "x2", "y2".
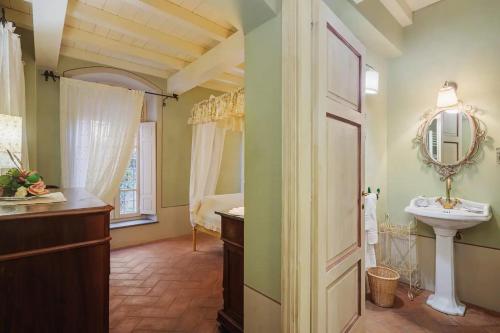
[{"x1": 192, "y1": 224, "x2": 220, "y2": 251}]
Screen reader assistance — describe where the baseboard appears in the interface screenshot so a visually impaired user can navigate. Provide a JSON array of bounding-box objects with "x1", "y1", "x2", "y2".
[
  {"x1": 110, "y1": 205, "x2": 191, "y2": 249},
  {"x1": 244, "y1": 285, "x2": 281, "y2": 333},
  {"x1": 417, "y1": 235, "x2": 500, "y2": 312}
]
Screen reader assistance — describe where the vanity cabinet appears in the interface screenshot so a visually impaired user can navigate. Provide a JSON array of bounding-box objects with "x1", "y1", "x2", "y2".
[
  {"x1": 0, "y1": 189, "x2": 113, "y2": 333},
  {"x1": 216, "y1": 211, "x2": 244, "y2": 333}
]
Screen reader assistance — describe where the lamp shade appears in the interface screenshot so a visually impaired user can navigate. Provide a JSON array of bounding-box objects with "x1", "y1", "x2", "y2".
[
  {"x1": 436, "y1": 83, "x2": 458, "y2": 108},
  {"x1": 365, "y1": 66, "x2": 379, "y2": 95},
  {"x1": 0, "y1": 114, "x2": 22, "y2": 169}
]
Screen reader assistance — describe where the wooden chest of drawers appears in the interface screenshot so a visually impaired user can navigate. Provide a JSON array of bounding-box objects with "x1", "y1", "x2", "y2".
[
  {"x1": 216, "y1": 211, "x2": 244, "y2": 333},
  {"x1": 0, "y1": 189, "x2": 113, "y2": 333}
]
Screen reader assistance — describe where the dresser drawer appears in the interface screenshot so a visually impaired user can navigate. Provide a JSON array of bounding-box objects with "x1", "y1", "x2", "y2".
[
  {"x1": 0, "y1": 212, "x2": 109, "y2": 255},
  {"x1": 220, "y1": 215, "x2": 244, "y2": 247}
]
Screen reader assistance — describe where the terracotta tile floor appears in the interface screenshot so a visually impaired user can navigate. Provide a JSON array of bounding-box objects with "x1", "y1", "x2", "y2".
[
  {"x1": 110, "y1": 234, "x2": 500, "y2": 333},
  {"x1": 109, "y1": 233, "x2": 223, "y2": 333},
  {"x1": 366, "y1": 285, "x2": 500, "y2": 332}
]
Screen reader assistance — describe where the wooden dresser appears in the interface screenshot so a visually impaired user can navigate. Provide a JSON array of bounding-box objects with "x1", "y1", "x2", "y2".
[
  {"x1": 0, "y1": 188, "x2": 113, "y2": 333},
  {"x1": 216, "y1": 211, "x2": 244, "y2": 333}
]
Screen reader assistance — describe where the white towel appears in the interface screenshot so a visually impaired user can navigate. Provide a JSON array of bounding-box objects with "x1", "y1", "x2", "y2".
[
  {"x1": 228, "y1": 206, "x2": 244, "y2": 216},
  {"x1": 364, "y1": 193, "x2": 378, "y2": 245},
  {"x1": 364, "y1": 193, "x2": 378, "y2": 270},
  {"x1": 365, "y1": 239, "x2": 377, "y2": 269}
]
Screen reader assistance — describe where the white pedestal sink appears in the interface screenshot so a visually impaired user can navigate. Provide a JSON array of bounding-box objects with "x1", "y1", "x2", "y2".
[{"x1": 405, "y1": 197, "x2": 492, "y2": 316}]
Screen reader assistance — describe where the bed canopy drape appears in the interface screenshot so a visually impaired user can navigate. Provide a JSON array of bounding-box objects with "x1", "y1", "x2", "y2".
[
  {"x1": 188, "y1": 88, "x2": 244, "y2": 227},
  {"x1": 188, "y1": 87, "x2": 244, "y2": 132}
]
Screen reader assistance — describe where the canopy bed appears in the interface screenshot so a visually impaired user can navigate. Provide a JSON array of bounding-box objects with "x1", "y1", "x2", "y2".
[{"x1": 189, "y1": 88, "x2": 244, "y2": 251}]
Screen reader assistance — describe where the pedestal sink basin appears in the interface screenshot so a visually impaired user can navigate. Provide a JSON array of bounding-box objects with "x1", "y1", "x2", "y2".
[{"x1": 405, "y1": 197, "x2": 492, "y2": 316}]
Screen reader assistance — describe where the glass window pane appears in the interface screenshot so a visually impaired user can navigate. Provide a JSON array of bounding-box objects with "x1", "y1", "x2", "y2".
[
  {"x1": 120, "y1": 147, "x2": 137, "y2": 190},
  {"x1": 120, "y1": 190, "x2": 137, "y2": 215},
  {"x1": 0, "y1": 115, "x2": 22, "y2": 170}
]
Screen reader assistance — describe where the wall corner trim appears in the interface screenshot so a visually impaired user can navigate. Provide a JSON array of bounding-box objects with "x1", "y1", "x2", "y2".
[{"x1": 282, "y1": 0, "x2": 314, "y2": 332}]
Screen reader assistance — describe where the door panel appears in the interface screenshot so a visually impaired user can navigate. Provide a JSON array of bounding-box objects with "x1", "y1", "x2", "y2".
[
  {"x1": 326, "y1": 25, "x2": 361, "y2": 111},
  {"x1": 326, "y1": 262, "x2": 361, "y2": 333},
  {"x1": 313, "y1": 2, "x2": 365, "y2": 332},
  {"x1": 326, "y1": 115, "x2": 361, "y2": 268}
]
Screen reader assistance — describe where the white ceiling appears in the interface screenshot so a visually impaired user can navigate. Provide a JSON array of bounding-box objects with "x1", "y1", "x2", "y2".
[
  {"x1": 355, "y1": 0, "x2": 443, "y2": 27},
  {"x1": 405, "y1": 0, "x2": 442, "y2": 12}
]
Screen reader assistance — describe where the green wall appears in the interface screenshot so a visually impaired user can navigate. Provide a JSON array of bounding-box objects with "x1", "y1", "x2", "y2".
[
  {"x1": 365, "y1": 50, "x2": 388, "y2": 222},
  {"x1": 387, "y1": 0, "x2": 500, "y2": 248},
  {"x1": 216, "y1": 130, "x2": 243, "y2": 195},
  {"x1": 244, "y1": 14, "x2": 282, "y2": 302}
]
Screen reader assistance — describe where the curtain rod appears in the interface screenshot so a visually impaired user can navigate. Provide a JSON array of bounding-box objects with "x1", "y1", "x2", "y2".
[
  {"x1": 0, "y1": 8, "x2": 13, "y2": 28},
  {"x1": 41, "y1": 70, "x2": 179, "y2": 101}
]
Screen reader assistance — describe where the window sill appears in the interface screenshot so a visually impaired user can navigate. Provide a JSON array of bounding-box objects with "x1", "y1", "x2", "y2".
[{"x1": 110, "y1": 218, "x2": 158, "y2": 230}]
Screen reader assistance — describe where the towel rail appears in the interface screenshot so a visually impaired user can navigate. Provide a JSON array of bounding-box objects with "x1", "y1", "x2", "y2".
[{"x1": 363, "y1": 187, "x2": 381, "y2": 199}]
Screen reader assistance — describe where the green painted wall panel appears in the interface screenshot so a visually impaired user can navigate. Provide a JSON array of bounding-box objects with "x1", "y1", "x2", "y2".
[
  {"x1": 216, "y1": 130, "x2": 243, "y2": 195},
  {"x1": 244, "y1": 14, "x2": 282, "y2": 303}
]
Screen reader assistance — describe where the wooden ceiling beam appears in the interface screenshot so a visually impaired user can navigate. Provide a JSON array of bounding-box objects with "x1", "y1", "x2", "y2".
[
  {"x1": 63, "y1": 26, "x2": 187, "y2": 70},
  {"x1": 217, "y1": 73, "x2": 244, "y2": 86},
  {"x1": 200, "y1": 80, "x2": 240, "y2": 93},
  {"x1": 125, "y1": 0, "x2": 234, "y2": 41},
  {"x1": 66, "y1": 0, "x2": 205, "y2": 58},
  {"x1": 60, "y1": 46, "x2": 170, "y2": 79},
  {"x1": 226, "y1": 66, "x2": 245, "y2": 77},
  {"x1": 31, "y1": 0, "x2": 68, "y2": 69},
  {"x1": 379, "y1": 0, "x2": 413, "y2": 26},
  {"x1": 167, "y1": 31, "x2": 244, "y2": 94}
]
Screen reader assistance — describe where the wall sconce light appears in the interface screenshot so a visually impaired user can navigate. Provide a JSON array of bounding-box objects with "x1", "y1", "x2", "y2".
[
  {"x1": 365, "y1": 65, "x2": 379, "y2": 95},
  {"x1": 436, "y1": 81, "x2": 458, "y2": 109}
]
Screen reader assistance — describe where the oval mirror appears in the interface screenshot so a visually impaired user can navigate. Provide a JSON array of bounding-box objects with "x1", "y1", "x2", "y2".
[
  {"x1": 424, "y1": 110, "x2": 473, "y2": 165},
  {"x1": 416, "y1": 105, "x2": 486, "y2": 180}
]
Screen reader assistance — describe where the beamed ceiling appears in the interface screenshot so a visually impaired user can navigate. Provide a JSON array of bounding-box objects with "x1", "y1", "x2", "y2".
[{"x1": 1, "y1": 0, "x2": 245, "y2": 94}]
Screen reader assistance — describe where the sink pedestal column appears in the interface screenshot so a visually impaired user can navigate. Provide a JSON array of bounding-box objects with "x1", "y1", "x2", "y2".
[{"x1": 427, "y1": 227, "x2": 465, "y2": 316}]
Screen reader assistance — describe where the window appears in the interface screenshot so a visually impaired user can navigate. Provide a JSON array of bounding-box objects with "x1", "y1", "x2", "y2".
[
  {"x1": 113, "y1": 138, "x2": 140, "y2": 219},
  {"x1": 0, "y1": 114, "x2": 22, "y2": 171},
  {"x1": 112, "y1": 122, "x2": 156, "y2": 222}
]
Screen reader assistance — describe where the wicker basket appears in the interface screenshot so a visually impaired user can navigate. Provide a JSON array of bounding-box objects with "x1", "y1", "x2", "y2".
[{"x1": 367, "y1": 266, "x2": 400, "y2": 307}]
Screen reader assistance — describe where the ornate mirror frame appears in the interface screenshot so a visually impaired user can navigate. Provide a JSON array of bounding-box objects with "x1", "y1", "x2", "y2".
[{"x1": 415, "y1": 104, "x2": 487, "y2": 180}]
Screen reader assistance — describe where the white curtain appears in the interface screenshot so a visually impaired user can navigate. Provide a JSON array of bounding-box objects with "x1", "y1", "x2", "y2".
[
  {"x1": 189, "y1": 122, "x2": 226, "y2": 226},
  {"x1": 60, "y1": 77, "x2": 144, "y2": 203},
  {"x1": 0, "y1": 22, "x2": 28, "y2": 167}
]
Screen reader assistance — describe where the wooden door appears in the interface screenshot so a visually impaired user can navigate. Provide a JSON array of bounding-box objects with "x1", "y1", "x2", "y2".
[{"x1": 312, "y1": 2, "x2": 366, "y2": 332}]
